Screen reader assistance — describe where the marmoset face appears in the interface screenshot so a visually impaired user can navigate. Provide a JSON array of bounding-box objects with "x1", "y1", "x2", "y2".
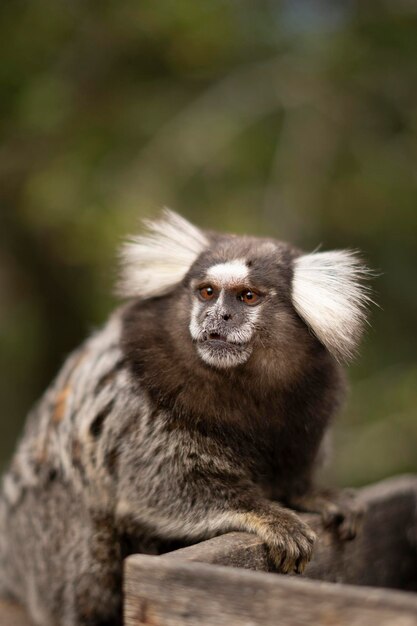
[
  {"x1": 186, "y1": 241, "x2": 295, "y2": 369},
  {"x1": 189, "y1": 260, "x2": 265, "y2": 368}
]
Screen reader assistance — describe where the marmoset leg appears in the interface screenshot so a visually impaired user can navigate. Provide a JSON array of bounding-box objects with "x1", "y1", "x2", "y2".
[
  {"x1": 228, "y1": 497, "x2": 317, "y2": 573},
  {"x1": 117, "y1": 472, "x2": 317, "y2": 575}
]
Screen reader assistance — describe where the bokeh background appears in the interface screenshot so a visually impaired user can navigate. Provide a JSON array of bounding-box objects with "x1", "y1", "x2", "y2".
[{"x1": 1, "y1": 1, "x2": 416, "y2": 486}]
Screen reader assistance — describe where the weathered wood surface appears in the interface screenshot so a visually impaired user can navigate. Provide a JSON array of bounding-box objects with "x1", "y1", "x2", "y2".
[
  {"x1": 125, "y1": 556, "x2": 417, "y2": 626},
  {"x1": 125, "y1": 475, "x2": 417, "y2": 626}
]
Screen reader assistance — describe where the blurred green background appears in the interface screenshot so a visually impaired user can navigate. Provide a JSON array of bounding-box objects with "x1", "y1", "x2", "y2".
[{"x1": 0, "y1": 1, "x2": 416, "y2": 486}]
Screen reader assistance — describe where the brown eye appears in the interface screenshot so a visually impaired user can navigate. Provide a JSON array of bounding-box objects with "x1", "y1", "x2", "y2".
[
  {"x1": 199, "y1": 286, "x2": 216, "y2": 301},
  {"x1": 239, "y1": 289, "x2": 260, "y2": 306}
]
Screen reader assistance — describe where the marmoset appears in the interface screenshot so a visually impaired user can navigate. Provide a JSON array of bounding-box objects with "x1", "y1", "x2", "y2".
[{"x1": 0, "y1": 210, "x2": 371, "y2": 626}]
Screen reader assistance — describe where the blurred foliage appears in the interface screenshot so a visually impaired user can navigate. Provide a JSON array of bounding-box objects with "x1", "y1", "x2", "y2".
[{"x1": 0, "y1": 0, "x2": 416, "y2": 485}]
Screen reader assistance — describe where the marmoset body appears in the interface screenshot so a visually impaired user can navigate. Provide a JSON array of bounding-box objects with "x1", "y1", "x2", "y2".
[{"x1": 0, "y1": 211, "x2": 371, "y2": 626}]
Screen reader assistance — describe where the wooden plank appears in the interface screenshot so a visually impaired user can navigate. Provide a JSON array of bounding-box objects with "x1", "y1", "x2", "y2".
[
  {"x1": 125, "y1": 554, "x2": 417, "y2": 626},
  {"x1": 164, "y1": 474, "x2": 417, "y2": 590}
]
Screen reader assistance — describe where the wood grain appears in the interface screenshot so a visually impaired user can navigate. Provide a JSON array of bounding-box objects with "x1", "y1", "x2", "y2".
[{"x1": 125, "y1": 555, "x2": 417, "y2": 626}]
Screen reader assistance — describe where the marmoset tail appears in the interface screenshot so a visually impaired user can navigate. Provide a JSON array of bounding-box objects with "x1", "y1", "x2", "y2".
[{"x1": 0, "y1": 210, "x2": 372, "y2": 626}]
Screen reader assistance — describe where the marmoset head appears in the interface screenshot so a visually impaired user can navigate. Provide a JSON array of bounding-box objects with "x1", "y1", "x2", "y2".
[{"x1": 118, "y1": 210, "x2": 372, "y2": 370}]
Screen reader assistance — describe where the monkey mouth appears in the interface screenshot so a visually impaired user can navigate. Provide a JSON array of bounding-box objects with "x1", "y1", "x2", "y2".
[
  {"x1": 208, "y1": 332, "x2": 227, "y2": 342},
  {"x1": 199, "y1": 332, "x2": 245, "y2": 346}
]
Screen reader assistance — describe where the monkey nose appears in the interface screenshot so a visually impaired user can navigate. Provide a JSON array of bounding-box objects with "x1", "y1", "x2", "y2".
[{"x1": 222, "y1": 313, "x2": 232, "y2": 321}]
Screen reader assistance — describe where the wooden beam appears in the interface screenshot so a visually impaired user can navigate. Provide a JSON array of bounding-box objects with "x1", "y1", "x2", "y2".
[{"x1": 125, "y1": 555, "x2": 417, "y2": 626}]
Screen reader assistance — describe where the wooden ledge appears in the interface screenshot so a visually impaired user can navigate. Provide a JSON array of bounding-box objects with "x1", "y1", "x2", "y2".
[{"x1": 125, "y1": 555, "x2": 417, "y2": 626}]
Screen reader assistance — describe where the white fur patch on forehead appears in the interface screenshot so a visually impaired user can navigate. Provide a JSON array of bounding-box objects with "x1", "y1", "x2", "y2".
[
  {"x1": 206, "y1": 259, "x2": 248, "y2": 287},
  {"x1": 117, "y1": 209, "x2": 209, "y2": 298},
  {"x1": 292, "y1": 250, "x2": 372, "y2": 362}
]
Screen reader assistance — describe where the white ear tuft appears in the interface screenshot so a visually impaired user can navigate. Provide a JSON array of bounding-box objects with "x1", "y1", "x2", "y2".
[
  {"x1": 117, "y1": 209, "x2": 209, "y2": 299},
  {"x1": 292, "y1": 250, "x2": 373, "y2": 362}
]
